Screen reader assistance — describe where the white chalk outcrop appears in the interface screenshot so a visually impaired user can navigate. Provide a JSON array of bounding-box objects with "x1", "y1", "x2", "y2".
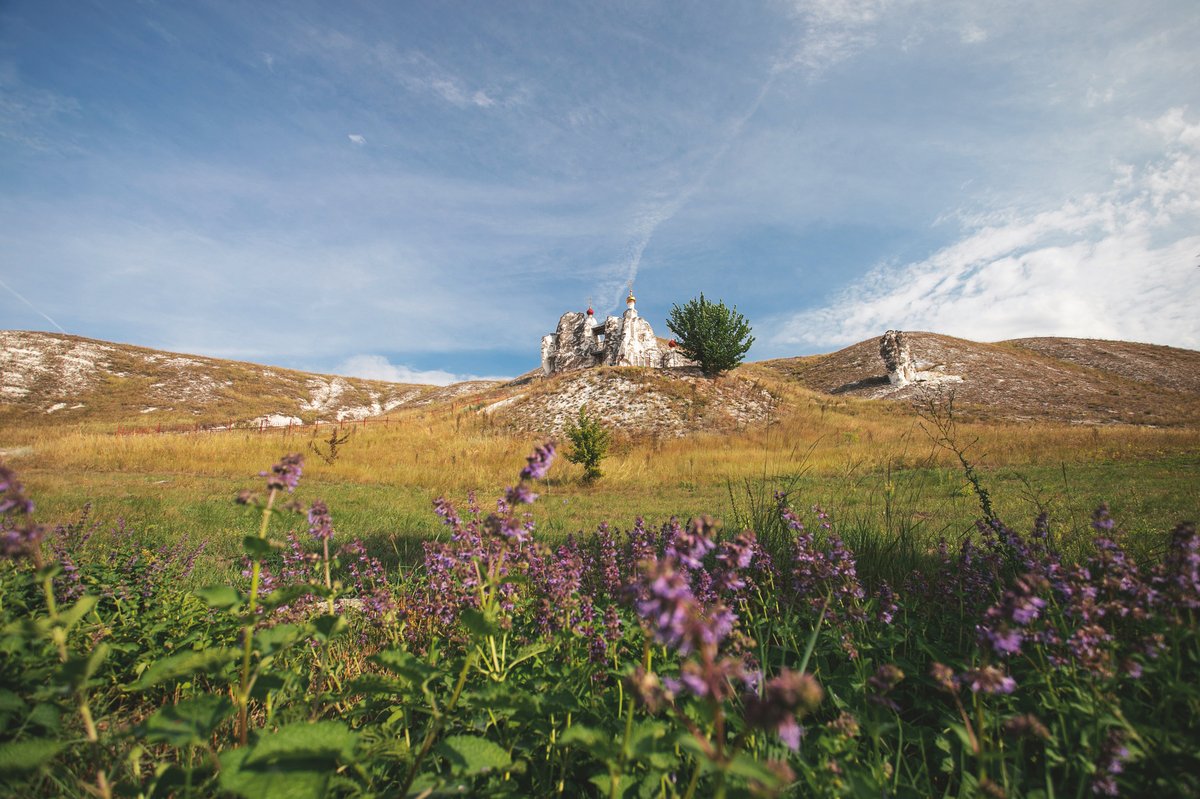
[{"x1": 540, "y1": 291, "x2": 694, "y2": 375}]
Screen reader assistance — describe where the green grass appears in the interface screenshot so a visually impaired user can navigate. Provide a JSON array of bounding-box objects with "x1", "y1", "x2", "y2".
[{"x1": 21, "y1": 451, "x2": 1199, "y2": 588}]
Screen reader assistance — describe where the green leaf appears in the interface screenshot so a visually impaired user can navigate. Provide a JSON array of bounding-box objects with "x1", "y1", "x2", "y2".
[
  {"x1": 57, "y1": 595, "x2": 97, "y2": 631},
  {"x1": 559, "y1": 725, "x2": 606, "y2": 749},
  {"x1": 242, "y1": 536, "x2": 276, "y2": 558},
  {"x1": 372, "y1": 648, "x2": 437, "y2": 685},
  {"x1": 249, "y1": 673, "x2": 287, "y2": 701},
  {"x1": 60, "y1": 643, "x2": 110, "y2": 690},
  {"x1": 27, "y1": 703, "x2": 61, "y2": 733},
  {"x1": 347, "y1": 673, "x2": 407, "y2": 696},
  {"x1": 590, "y1": 771, "x2": 632, "y2": 798},
  {"x1": 140, "y1": 695, "x2": 234, "y2": 748},
  {"x1": 309, "y1": 614, "x2": 347, "y2": 642},
  {"x1": 726, "y1": 752, "x2": 784, "y2": 787},
  {"x1": 219, "y1": 747, "x2": 329, "y2": 799},
  {"x1": 0, "y1": 690, "x2": 25, "y2": 714},
  {"x1": 195, "y1": 585, "x2": 243, "y2": 612},
  {"x1": 126, "y1": 648, "x2": 240, "y2": 691},
  {"x1": 254, "y1": 624, "x2": 303, "y2": 656},
  {"x1": 436, "y1": 735, "x2": 512, "y2": 776},
  {"x1": 629, "y1": 720, "x2": 669, "y2": 760},
  {"x1": 459, "y1": 608, "x2": 498, "y2": 638},
  {"x1": 244, "y1": 720, "x2": 358, "y2": 767},
  {"x1": 259, "y1": 584, "x2": 314, "y2": 611},
  {"x1": 0, "y1": 738, "x2": 64, "y2": 775}
]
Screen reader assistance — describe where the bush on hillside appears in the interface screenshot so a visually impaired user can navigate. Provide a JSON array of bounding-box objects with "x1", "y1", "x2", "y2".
[
  {"x1": 564, "y1": 405, "x2": 610, "y2": 482},
  {"x1": 666, "y1": 293, "x2": 755, "y2": 377}
]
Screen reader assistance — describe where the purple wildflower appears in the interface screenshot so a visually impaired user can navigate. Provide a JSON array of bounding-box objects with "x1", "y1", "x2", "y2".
[
  {"x1": 307, "y1": 501, "x2": 334, "y2": 541},
  {"x1": 867, "y1": 664, "x2": 905, "y2": 711},
  {"x1": 0, "y1": 464, "x2": 35, "y2": 516},
  {"x1": 742, "y1": 669, "x2": 825, "y2": 751},
  {"x1": 963, "y1": 665, "x2": 1017, "y2": 695},
  {"x1": 264, "y1": 453, "x2": 304, "y2": 493},
  {"x1": 635, "y1": 559, "x2": 696, "y2": 650},
  {"x1": 1003, "y1": 713, "x2": 1050, "y2": 740},
  {"x1": 1091, "y1": 730, "x2": 1129, "y2": 796},
  {"x1": 519, "y1": 441, "x2": 556, "y2": 480},
  {"x1": 505, "y1": 484, "x2": 538, "y2": 505}
]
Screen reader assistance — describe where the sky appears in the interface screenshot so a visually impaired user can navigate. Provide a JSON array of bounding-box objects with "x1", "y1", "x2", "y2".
[{"x1": 2, "y1": 0, "x2": 1198, "y2": 384}]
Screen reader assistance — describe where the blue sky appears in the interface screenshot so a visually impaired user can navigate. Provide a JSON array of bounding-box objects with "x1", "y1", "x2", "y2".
[{"x1": 2, "y1": 1, "x2": 1198, "y2": 383}]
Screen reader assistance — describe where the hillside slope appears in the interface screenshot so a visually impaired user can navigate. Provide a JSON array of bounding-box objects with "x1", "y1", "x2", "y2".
[
  {"x1": 0, "y1": 330, "x2": 500, "y2": 427},
  {"x1": 758, "y1": 333, "x2": 1200, "y2": 426},
  {"x1": 482, "y1": 366, "x2": 779, "y2": 437}
]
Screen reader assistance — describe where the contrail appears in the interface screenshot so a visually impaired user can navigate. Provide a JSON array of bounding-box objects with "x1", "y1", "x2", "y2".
[
  {"x1": 0, "y1": 276, "x2": 67, "y2": 334},
  {"x1": 607, "y1": 73, "x2": 777, "y2": 308}
]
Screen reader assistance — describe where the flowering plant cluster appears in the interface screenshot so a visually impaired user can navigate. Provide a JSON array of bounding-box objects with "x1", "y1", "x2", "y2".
[{"x1": 0, "y1": 449, "x2": 1197, "y2": 798}]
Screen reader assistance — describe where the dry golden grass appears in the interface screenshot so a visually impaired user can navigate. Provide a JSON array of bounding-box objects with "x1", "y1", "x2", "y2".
[{"x1": 9, "y1": 377, "x2": 1198, "y2": 495}]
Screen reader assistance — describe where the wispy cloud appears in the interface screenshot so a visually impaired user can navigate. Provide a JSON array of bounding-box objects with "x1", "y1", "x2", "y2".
[
  {"x1": 771, "y1": 109, "x2": 1200, "y2": 351},
  {"x1": 777, "y1": 0, "x2": 903, "y2": 77},
  {"x1": 347, "y1": 133, "x2": 365, "y2": 145},
  {"x1": 334, "y1": 354, "x2": 507, "y2": 386},
  {"x1": 0, "y1": 66, "x2": 80, "y2": 152},
  {"x1": 0, "y1": 276, "x2": 67, "y2": 333},
  {"x1": 308, "y1": 30, "x2": 523, "y2": 110},
  {"x1": 605, "y1": 76, "x2": 777, "y2": 309}
]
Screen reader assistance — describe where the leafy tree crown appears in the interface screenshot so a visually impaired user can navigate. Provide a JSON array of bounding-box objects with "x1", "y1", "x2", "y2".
[{"x1": 665, "y1": 293, "x2": 755, "y2": 376}]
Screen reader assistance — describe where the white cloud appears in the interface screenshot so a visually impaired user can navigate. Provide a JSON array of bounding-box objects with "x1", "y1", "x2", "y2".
[
  {"x1": 771, "y1": 108, "x2": 1200, "y2": 351},
  {"x1": 960, "y1": 23, "x2": 987, "y2": 44},
  {"x1": 777, "y1": 0, "x2": 903, "y2": 76},
  {"x1": 347, "y1": 133, "x2": 366, "y2": 145},
  {"x1": 334, "y1": 354, "x2": 507, "y2": 386}
]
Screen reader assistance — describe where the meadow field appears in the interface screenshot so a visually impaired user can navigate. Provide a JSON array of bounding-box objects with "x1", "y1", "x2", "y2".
[{"x1": 1, "y1": 390, "x2": 1198, "y2": 797}]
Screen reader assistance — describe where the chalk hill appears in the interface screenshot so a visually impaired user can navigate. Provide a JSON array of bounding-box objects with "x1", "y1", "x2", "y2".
[
  {"x1": 3, "y1": 329, "x2": 1197, "y2": 433},
  {"x1": 757, "y1": 333, "x2": 1200, "y2": 427},
  {"x1": 0, "y1": 330, "x2": 500, "y2": 428}
]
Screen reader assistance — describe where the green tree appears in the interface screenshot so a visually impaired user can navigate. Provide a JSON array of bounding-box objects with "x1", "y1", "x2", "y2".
[
  {"x1": 666, "y1": 293, "x2": 755, "y2": 377},
  {"x1": 564, "y1": 405, "x2": 610, "y2": 483}
]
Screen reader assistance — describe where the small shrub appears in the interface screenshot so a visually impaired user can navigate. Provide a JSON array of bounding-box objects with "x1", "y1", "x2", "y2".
[{"x1": 564, "y1": 405, "x2": 610, "y2": 482}]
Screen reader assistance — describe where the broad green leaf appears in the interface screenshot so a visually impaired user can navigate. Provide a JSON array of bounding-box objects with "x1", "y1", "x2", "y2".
[
  {"x1": 0, "y1": 690, "x2": 25, "y2": 713},
  {"x1": 195, "y1": 585, "x2": 243, "y2": 612},
  {"x1": 57, "y1": 595, "x2": 97, "y2": 631},
  {"x1": 60, "y1": 643, "x2": 109, "y2": 690},
  {"x1": 589, "y1": 771, "x2": 632, "y2": 799},
  {"x1": 27, "y1": 703, "x2": 61, "y2": 733},
  {"x1": 242, "y1": 536, "x2": 276, "y2": 558},
  {"x1": 346, "y1": 673, "x2": 407, "y2": 696},
  {"x1": 559, "y1": 725, "x2": 606, "y2": 749},
  {"x1": 629, "y1": 720, "x2": 669, "y2": 759},
  {"x1": 436, "y1": 735, "x2": 511, "y2": 776},
  {"x1": 309, "y1": 614, "x2": 347, "y2": 641},
  {"x1": 126, "y1": 648, "x2": 240, "y2": 691},
  {"x1": 372, "y1": 648, "x2": 437, "y2": 685},
  {"x1": 726, "y1": 752, "x2": 784, "y2": 787},
  {"x1": 249, "y1": 673, "x2": 287, "y2": 701},
  {"x1": 0, "y1": 738, "x2": 64, "y2": 774},
  {"x1": 140, "y1": 695, "x2": 234, "y2": 748},
  {"x1": 244, "y1": 720, "x2": 358, "y2": 767},
  {"x1": 259, "y1": 584, "x2": 314, "y2": 611},
  {"x1": 459, "y1": 608, "x2": 498, "y2": 638},
  {"x1": 219, "y1": 747, "x2": 329, "y2": 799},
  {"x1": 254, "y1": 624, "x2": 303, "y2": 656}
]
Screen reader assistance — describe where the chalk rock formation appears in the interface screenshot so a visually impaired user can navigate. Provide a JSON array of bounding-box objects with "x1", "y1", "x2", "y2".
[
  {"x1": 541, "y1": 291, "x2": 694, "y2": 375},
  {"x1": 880, "y1": 330, "x2": 916, "y2": 386},
  {"x1": 877, "y1": 330, "x2": 963, "y2": 392}
]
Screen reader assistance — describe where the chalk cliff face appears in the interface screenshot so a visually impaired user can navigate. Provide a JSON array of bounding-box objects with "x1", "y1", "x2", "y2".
[
  {"x1": 540, "y1": 308, "x2": 693, "y2": 375},
  {"x1": 879, "y1": 329, "x2": 962, "y2": 389}
]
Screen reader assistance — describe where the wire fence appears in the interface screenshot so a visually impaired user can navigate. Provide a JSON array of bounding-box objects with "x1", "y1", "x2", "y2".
[{"x1": 114, "y1": 415, "x2": 398, "y2": 437}]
